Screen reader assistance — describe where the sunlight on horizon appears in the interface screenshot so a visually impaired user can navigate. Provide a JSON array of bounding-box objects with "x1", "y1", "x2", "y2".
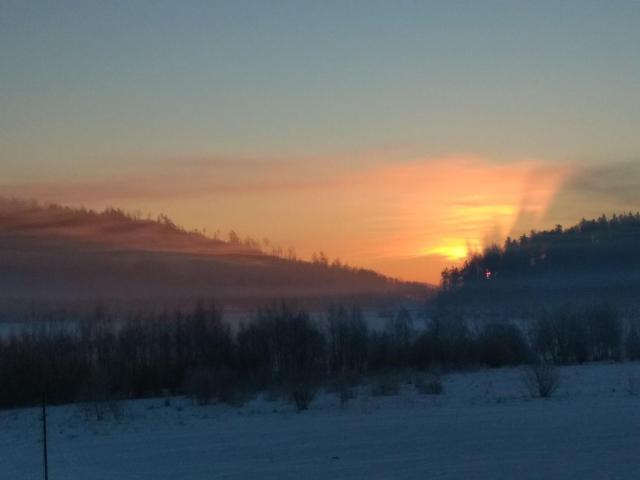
[
  {"x1": 425, "y1": 244, "x2": 471, "y2": 262},
  {"x1": 2, "y1": 154, "x2": 570, "y2": 284},
  {"x1": 357, "y1": 156, "x2": 569, "y2": 281}
]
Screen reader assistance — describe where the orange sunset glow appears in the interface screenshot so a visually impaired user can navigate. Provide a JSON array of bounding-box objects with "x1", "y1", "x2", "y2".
[
  {"x1": 346, "y1": 157, "x2": 568, "y2": 281},
  {"x1": 7, "y1": 155, "x2": 569, "y2": 284}
]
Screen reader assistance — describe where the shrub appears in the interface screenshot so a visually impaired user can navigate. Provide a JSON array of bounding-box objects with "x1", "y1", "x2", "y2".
[
  {"x1": 371, "y1": 373, "x2": 401, "y2": 396},
  {"x1": 543, "y1": 310, "x2": 589, "y2": 364},
  {"x1": 78, "y1": 396, "x2": 123, "y2": 422},
  {"x1": 625, "y1": 327, "x2": 640, "y2": 361},
  {"x1": 183, "y1": 367, "x2": 244, "y2": 406},
  {"x1": 289, "y1": 380, "x2": 317, "y2": 411},
  {"x1": 184, "y1": 368, "x2": 216, "y2": 405},
  {"x1": 521, "y1": 360, "x2": 560, "y2": 398},
  {"x1": 587, "y1": 304, "x2": 621, "y2": 361},
  {"x1": 77, "y1": 371, "x2": 123, "y2": 421},
  {"x1": 627, "y1": 374, "x2": 640, "y2": 397},
  {"x1": 413, "y1": 314, "x2": 476, "y2": 370},
  {"x1": 479, "y1": 323, "x2": 531, "y2": 367},
  {"x1": 415, "y1": 373, "x2": 444, "y2": 395},
  {"x1": 213, "y1": 367, "x2": 247, "y2": 406},
  {"x1": 626, "y1": 374, "x2": 640, "y2": 396},
  {"x1": 332, "y1": 372, "x2": 359, "y2": 407},
  {"x1": 326, "y1": 305, "x2": 369, "y2": 377}
]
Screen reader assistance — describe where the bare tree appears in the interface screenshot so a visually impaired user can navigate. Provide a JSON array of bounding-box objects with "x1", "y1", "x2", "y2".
[
  {"x1": 521, "y1": 360, "x2": 560, "y2": 398},
  {"x1": 228, "y1": 230, "x2": 240, "y2": 245}
]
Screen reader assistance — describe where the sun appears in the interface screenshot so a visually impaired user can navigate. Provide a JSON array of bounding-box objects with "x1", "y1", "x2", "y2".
[{"x1": 425, "y1": 244, "x2": 470, "y2": 261}]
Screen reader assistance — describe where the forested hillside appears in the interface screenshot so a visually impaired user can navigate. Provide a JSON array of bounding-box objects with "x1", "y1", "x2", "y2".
[{"x1": 439, "y1": 213, "x2": 640, "y2": 314}]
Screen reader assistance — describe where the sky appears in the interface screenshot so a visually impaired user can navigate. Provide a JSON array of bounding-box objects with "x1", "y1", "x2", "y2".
[{"x1": 2, "y1": 1, "x2": 640, "y2": 283}]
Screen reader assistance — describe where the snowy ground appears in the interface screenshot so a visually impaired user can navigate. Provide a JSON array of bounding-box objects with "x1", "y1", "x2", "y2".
[{"x1": 2, "y1": 362, "x2": 640, "y2": 479}]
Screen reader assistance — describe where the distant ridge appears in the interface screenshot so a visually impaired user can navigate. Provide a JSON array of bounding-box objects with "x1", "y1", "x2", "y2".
[
  {"x1": 0, "y1": 197, "x2": 426, "y2": 306},
  {"x1": 0, "y1": 197, "x2": 259, "y2": 257}
]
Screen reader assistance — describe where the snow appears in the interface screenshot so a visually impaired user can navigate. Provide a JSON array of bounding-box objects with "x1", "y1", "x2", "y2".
[{"x1": 2, "y1": 362, "x2": 640, "y2": 479}]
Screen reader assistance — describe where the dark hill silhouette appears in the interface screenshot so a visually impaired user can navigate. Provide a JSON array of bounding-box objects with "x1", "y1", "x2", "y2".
[
  {"x1": 0, "y1": 197, "x2": 256, "y2": 256},
  {"x1": 0, "y1": 198, "x2": 426, "y2": 307},
  {"x1": 438, "y1": 213, "x2": 640, "y2": 315}
]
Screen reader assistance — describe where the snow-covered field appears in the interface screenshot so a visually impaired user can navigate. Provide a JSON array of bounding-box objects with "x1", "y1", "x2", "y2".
[{"x1": 2, "y1": 362, "x2": 640, "y2": 479}]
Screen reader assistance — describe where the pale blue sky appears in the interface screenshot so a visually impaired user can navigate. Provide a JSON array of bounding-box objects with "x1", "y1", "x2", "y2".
[{"x1": 2, "y1": 0, "x2": 640, "y2": 180}]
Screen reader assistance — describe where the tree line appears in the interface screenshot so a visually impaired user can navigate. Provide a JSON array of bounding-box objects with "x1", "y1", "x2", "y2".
[{"x1": 0, "y1": 302, "x2": 638, "y2": 410}]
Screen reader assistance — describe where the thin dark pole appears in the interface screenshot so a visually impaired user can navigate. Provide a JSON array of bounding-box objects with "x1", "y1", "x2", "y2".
[{"x1": 42, "y1": 392, "x2": 48, "y2": 480}]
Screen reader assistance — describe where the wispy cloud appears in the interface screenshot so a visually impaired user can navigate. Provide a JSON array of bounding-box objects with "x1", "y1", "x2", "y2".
[
  {"x1": 0, "y1": 161, "x2": 335, "y2": 204},
  {"x1": 562, "y1": 160, "x2": 640, "y2": 204},
  {"x1": 543, "y1": 159, "x2": 640, "y2": 227}
]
